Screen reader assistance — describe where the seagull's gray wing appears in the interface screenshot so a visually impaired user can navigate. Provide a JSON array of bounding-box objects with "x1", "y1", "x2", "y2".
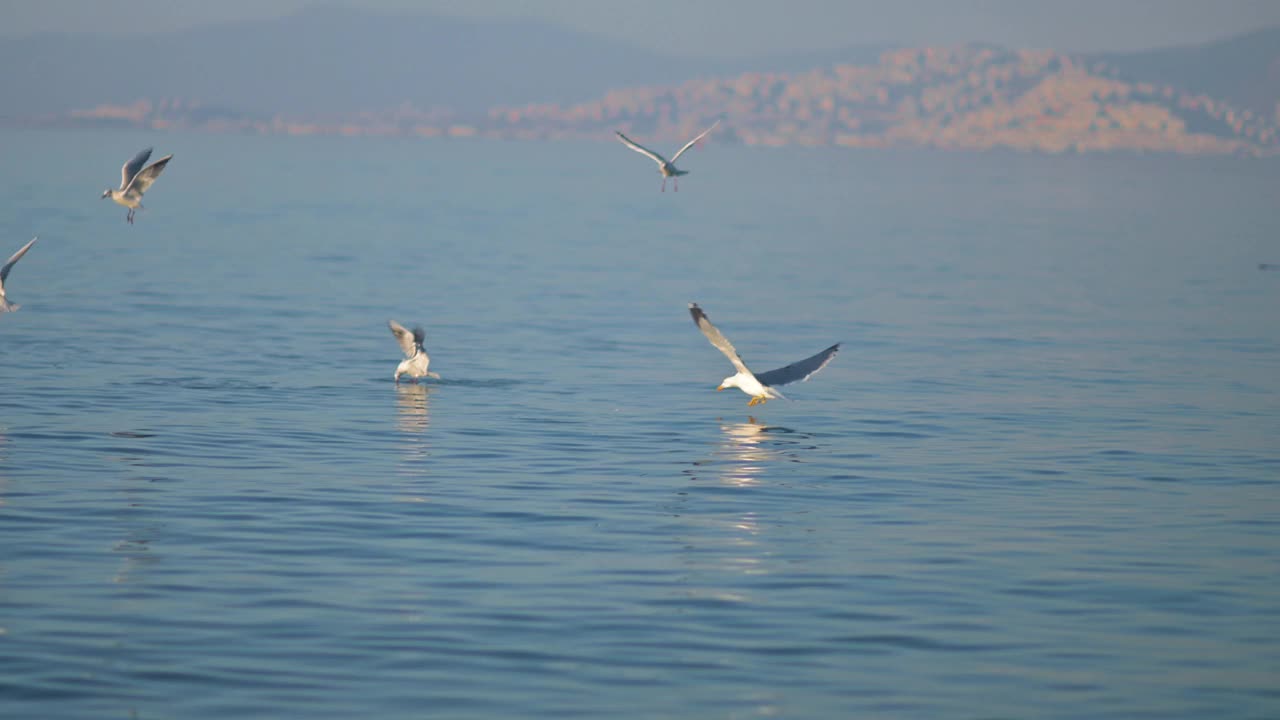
[
  {"x1": 0, "y1": 237, "x2": 37, "y2": 285},
  {"x1": 121, "y1": 147, "x2": 152, "y2": 190},
  {"x1": 616, "y1": 132, "x2": 669, "y2": 167},
  {"x1": 389, "y1": 320, "x2": 418, "y2": 358},
  {"x1": 669, "y1": 120, "x2": 720, "y2": 163},
  {"x1": 124, "y1": 154, "x2": 172, "y2": 196},
  {"x1": 689, "y1": 303, "x2": 751, "y2": 376},
  {"x1": 756, "y1": 343, "x2": 840, "y2": 387}
]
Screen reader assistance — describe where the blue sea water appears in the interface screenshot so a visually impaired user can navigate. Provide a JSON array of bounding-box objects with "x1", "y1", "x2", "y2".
[{"x1": 1, "y1": 129, "x2": 1278, "y2": 719}]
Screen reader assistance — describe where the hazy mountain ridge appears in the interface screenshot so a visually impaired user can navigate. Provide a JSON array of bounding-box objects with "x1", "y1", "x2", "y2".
[
  {"x1": 490, "y1": 44, "x2": 1279, "y2": 156},
  {"x1": 1085, "y1": 27, "x2": 1280, "y2": 118},
  {"x1": 6, "y1": 6, "x2": 1278, "y2": 156}
]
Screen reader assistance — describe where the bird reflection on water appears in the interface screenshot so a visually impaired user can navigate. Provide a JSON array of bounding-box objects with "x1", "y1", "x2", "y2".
[
  {"x1": 715, "y1": 417, "x2": 817, "y2": 485},
  {"x1": 685, "y1": 416, "x2": 816, "y2": 489},
  {"x1": 672, "y1": 418, "x2": 813, "y2": 596},
  {"x1": 395, "y1": 383, "x2": 431, "y2": 434},
  {"x1": 112, "y1": 534, "x2": 159, "y2": 586},
  {"x1": 100, "y1": 431, "x2": 164, "y2": 586},
  {"x1": 697, "y1": 417, "x2": 816, "y2": 546},
  {"x1": 715, "y1": 417, "x2": 776, "y2": 487},
  {"x1": 395, "y1": 384, "x2": 432, "y2": 473}
]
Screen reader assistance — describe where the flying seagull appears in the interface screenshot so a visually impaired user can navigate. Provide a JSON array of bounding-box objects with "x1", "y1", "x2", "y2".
[
  {"x1": 102, "y1": 147, "x2": 172, "y2": 224},
  {"x1": 389, "y1": 320, "x2": 439, "y2": 384},
  {"x1": 615, "y1": 120, "x2": 720, "y2": 192},
  {"x1": 688, "y1": 302, "x2": 839, "y2": 407},
  {"x1": 0, "y1": 237, "x2": 38, "y2": 314}
]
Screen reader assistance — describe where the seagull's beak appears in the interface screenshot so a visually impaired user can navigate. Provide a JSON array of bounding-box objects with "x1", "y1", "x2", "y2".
[{"x1": 716, "y1": 384, "x2": 725, "y2": 391}]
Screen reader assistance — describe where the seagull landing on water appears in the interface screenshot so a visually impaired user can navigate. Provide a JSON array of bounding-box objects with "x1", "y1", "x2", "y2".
[
  {"x1": 689, "y1": 302, "x2": 839, "y2": 407},
  {"x1": 102, "y1": 148, "x2": 172, "y2": 224},
  {"x1": 389, "y1": 320, "x2": 439, "y2": 384},
  {"x1": 0, "y1": 237, "x2": 37, "y2": 313},
  {"x1": 615, "y1": 120, "x2": 720, "y2": 192}
]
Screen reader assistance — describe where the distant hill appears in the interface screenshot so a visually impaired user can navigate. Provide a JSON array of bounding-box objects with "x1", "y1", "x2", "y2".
[
  {"x1": 487, "y1": 45, "x2": 1279, "y2": 156},
  {"x1": 1085, "y1": 27, "x2": 1280, "y2": 118},
  {"x1": 3, "y1": 6, "x2": 1277, "y2": 156}
]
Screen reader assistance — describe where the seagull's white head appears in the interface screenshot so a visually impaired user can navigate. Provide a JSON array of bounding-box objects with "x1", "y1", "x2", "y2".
[{"x1": 717, "y1": 375, "x2": 741, "y2": 392}]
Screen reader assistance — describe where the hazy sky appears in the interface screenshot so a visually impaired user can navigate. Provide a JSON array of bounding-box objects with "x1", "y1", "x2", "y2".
[{"x1": 6, "y1": 0, "x2": 1280, "y2": 56}]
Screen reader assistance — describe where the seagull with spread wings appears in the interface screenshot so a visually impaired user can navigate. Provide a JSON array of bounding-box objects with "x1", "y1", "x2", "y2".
[
  {"x1": 389, "y1": 320, "x2": 439, "y2": 384},
  {"x1": 102, "y1": 147, "x2": 173, "y2": 224},
  {"x1": 0, "y1": 237, "x2": 38, "y2": 314},
  {"x1": 615, "y1": 120, "x2": 720, "y2": 192},
  {"x1": 688, "y1": 302, "x2": 839, "y2": 407}
]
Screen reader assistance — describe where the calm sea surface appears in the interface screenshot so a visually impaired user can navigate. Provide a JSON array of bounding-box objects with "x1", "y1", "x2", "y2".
[{"x1": 1, "y1": 129, "x2": 1278, "y2": 718}]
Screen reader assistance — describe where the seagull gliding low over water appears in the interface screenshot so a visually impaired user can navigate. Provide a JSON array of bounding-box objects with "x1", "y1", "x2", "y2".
[
  {"x1": 689, "y1": 302, "x2": 840, "y2": 407},
  {"x1": 102, "y1": 147, "x2": 173, "y2": 224},
  {"x1": 615, "y1": 120, "x2": 720, "y2": 192},
  {"x1": 0, "y1": 237, "x2": 38, "y2": 314}
]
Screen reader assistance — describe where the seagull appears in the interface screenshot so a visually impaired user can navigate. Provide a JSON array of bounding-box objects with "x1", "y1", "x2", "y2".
[
  {"x1": 689, "y1": 302, "x2": 839, "y2": 407},
  {"x1": 615, "y1": 120, "x2": 720, "y2": 192},
  {"x1": 389, "y1": 320, "x2": 439, "y2": 384},
  {"x1": 0, "y1": 237, "x2": 38, "y2": 314},
  {"x1": 102, "y1": 147, "x2": 172, "y2": 224}
]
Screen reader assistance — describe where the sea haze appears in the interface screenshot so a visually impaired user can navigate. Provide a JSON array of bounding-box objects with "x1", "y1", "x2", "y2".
[
  {"x1": 0, "y1": 5, "x2": 888, "y2": 116},
  {"x1": 1, "y1": 129, "x2": 1278, "y2": 719}
]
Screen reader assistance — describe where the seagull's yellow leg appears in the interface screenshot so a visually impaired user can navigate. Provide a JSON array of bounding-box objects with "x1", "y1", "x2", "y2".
[{"x1": 746, "y1": 397, "x2": 757, "y2": 407}]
